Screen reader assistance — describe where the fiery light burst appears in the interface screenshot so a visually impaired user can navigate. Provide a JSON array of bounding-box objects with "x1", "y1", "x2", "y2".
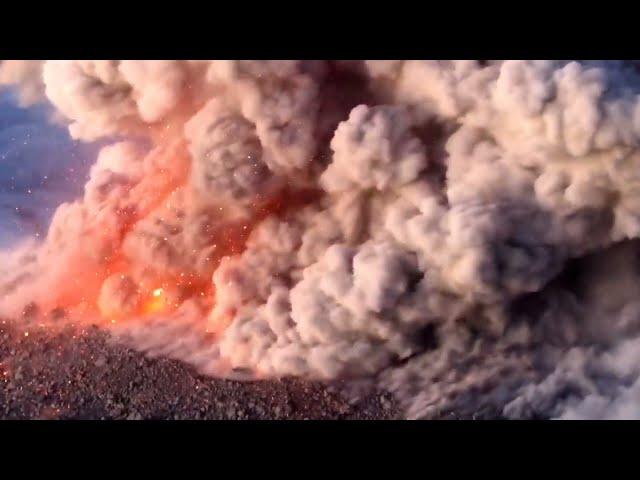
[{"x1": 143, "y1": 288, "x2": 168, "y2": 315}]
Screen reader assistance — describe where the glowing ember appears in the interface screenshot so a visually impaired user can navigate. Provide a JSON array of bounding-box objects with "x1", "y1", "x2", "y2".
[{"x1": 143, "y1": 289, "x2": 169, "y2": 315}]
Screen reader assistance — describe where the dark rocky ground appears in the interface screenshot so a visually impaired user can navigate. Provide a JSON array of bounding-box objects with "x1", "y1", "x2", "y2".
[{"x1": 0, "y1": 321, "x2": 400, "y2": 420}]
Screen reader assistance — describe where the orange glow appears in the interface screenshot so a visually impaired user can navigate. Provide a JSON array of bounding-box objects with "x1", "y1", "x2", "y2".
[
  {"x1": 31, "y1": 135, "x2": 321, "y2": 342},
  {"x1": 142, "y1": 289, "x2": 171, "y2": 315}
]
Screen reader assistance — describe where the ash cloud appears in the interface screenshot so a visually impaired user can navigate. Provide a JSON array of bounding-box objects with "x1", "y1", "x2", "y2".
[{"x1": 3, "y1": 60, "x2": 640, "y2": 418}]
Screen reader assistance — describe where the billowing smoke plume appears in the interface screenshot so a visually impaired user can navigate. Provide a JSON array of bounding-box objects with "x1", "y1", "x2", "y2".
[{"x1": 3, "y1": 60, "x2": 640, "y2": 418}]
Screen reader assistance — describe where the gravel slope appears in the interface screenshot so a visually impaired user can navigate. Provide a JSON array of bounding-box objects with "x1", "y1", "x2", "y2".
[{"x1": 0, "y1": 321, "x2": 400, "y2": 420}]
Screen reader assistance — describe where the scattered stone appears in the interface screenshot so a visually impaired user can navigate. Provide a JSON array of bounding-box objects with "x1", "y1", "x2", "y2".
[{"x1": 0, "y1": 323, "x2": 400, "y2": 420}]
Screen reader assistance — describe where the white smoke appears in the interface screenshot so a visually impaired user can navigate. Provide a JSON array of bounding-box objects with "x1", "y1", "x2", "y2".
[{"x1": 3, "y1": 60, "x2": 640, "y2": 418}]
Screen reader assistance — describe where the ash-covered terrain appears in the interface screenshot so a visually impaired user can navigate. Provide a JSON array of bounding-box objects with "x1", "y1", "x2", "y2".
[{"x1": 0, "y1": 322, "x2": 399, "y2": 420}]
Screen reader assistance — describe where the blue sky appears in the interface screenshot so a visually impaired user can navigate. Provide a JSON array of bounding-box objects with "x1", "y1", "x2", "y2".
[{"x1": 0, "y1": 90, "x2": 99, "y2": 248}]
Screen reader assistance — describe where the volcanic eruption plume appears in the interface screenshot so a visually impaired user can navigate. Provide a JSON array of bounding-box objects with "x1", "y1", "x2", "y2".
[{"x1": 3, "y1": 60, "x2": 640, "y2": 419}]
